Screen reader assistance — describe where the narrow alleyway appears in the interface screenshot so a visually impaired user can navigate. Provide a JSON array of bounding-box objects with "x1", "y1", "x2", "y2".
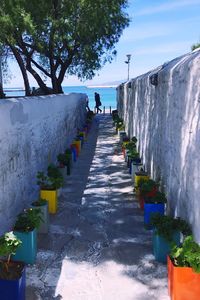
[{"x1": 27, "y1": 115, "x2": 169, "y2": 300}]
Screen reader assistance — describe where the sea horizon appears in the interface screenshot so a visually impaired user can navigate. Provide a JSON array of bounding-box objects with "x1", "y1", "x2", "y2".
[{"x1": 3, "y1": 85, "x2": 117, "y2": 110}]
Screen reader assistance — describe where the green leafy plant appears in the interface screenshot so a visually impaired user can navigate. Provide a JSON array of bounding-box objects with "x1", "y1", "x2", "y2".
[
  {"x1": 57, "y1": 153, "x2": 69, "y2": 166},
  {"x1": 145, "y1": 190, "x2": 167, "y2": 204},
  {"x1": 127, "y1": 148, "x2": 140, "y2": 159},
  {"x1": 124, "y1": 141, "x2": 137, "y2": 150},
  {"x1": 14, "y1": 208, "x2": 43, "y2": 232},
  {"x1": 0, "y1": 232, "x2": 23, "y2": 280},
  {"x1": 170, "y1": 236, "x2": 200, "y2": 273},
  {"x1": 131, "y1": 136, "x2": 137, "y2": 143},
  {"x1": 32, "y1": 198, "x2": 47, "y2": 207},
  {"x1": 151, "y1": 213, "x2": 191, "y2": 242},
  {"x1": 139, "y1": 179, "x2": 159, "y2": 196},
  {"x1": 37, "y1": 164, "x2": 64, "y2": 190}
]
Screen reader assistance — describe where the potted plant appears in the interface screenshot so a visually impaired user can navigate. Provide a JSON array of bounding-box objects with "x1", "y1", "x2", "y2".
[
  {"x1": 168, "y1": 235, "x2": 200, "y2": 300},
  {"x1": 12, "y1": 208, "x2": 42, "y2": 264},
  {"x1": 0, "y1": 231, "x2": 25, "y2": 300},
  {"x1": 37, "y1": 164, "x2": 63, "y2": 214},
  {"x1": 144, "y1": 191, "x2": 167, "y2": 229},
  {"x1": 134, "y1": 170, "x2": 149, "y2": 189},
  {"x1": 31, "y1": 198, "x2": 49, "y2": 234},
  {"x1": 151, "y1": 213, "x2": 191, "y2": 263},
  {"x1": 138, "y1": 179, "x2": 159, "y2": 209}
]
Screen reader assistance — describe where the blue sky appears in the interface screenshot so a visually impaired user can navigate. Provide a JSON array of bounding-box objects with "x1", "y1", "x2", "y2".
[{"x1": 5, "y1": 0, "x2": 200, "y2": 87}]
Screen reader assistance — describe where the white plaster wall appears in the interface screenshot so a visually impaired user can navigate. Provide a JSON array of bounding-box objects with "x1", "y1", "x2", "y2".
[
  {"x1": 117, "y1": 49, "x2": 200, "y2": 242},
  {"x1": 0, "y1": 93, "x2": 86, "y2": 234}
]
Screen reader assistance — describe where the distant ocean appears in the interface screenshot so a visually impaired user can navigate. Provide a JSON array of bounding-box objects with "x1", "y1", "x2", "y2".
[{"x1": 4, "y1": 86, "x2": 117, "y2": 110}]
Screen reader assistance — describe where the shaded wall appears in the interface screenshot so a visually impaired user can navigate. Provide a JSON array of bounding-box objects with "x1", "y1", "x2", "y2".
[
  {"x1": 117, "y1": 49, "x2": 200, "y2": 242},
  {"x1": 0, "y1": 93, "x2": 86, "y2": 234}
]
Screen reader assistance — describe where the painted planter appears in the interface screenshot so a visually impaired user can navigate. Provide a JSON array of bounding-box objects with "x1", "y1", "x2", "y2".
[
  {"x1": 31, "y1": 201, "x2": 49, "y2": 234},
  {"x1": 73, "y1": 140, "x2": 81, "y2": 155},
  {"x1": 0, "y1": 262, "x2": 26, "y2": 300},
  {"x1": 135, "y1": 172, "x2": 149, "y2": 188},
  {"x1": 153, "y1": 231, "x2": 180, "y2": 263},
  {"x1": 144, "y1": 203, "x2": 165, "y2": 229},
  {"x1": 12, "y1": 229, "x2": 37, "y2": 264},
  {"x1": 167, "y1": 256, "x2": 200, "y2": 300},
  {"x1": 70, "y1": 146, "x2": 77, "y2": 162},
  {"x1": 40, "y1": 189, "x2": 57, "y2": 214}
]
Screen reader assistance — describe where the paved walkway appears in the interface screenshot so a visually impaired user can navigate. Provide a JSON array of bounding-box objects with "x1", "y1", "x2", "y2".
[{"x1": 27, "y1": 115, "x2": 169, "y2": 300}]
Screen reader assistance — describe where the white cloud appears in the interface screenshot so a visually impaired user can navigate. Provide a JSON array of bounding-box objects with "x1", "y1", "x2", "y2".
[{"x1": 135, "y1": 0, "x2": 200, "y2": 16}]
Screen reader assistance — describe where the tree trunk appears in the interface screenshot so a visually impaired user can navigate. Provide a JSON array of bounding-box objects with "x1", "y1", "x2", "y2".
[
  {"x1": 26, "y1": 59, "x2": 51, "y2": 95},
  {"x1": 10, "y1": 46, "x2": 31, "y2": 96}
]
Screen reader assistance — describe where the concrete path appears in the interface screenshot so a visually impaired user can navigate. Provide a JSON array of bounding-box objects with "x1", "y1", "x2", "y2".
[{"x1": 27, "y1": 115, "x2": 169, "y2": 300}]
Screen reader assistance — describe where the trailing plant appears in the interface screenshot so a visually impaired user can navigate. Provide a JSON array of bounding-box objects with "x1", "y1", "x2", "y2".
[
  {"x1": 14, "y1": 208, "x2": 43, "y2": 232},
  {"x1": 0, "y1": 231, "x2": 23, "y2": 280},
  {"x1": 151, "y1": 213, "x2": 191, "y2": 242},
  {"x1": 170, "y1": 235, "x2": 200, "y2": 273}
]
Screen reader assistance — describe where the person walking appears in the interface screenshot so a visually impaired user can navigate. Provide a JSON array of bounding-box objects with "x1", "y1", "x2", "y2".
[{"x1": 94, "y1": 92, "x2": 102, "y2": 113}]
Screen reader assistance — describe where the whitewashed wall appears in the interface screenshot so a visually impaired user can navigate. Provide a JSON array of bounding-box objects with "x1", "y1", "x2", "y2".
[
  {"x1": 0, "y1": 93, "x2": 86, "y2": 234},
  {"x1": 117, "y1": 49, "x2": 200, "y2": 242}
]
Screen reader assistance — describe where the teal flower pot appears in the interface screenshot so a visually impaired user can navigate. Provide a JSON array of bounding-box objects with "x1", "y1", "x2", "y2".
[
  {"x1": 12, "y1": 229, "x2": 37, "y2": 264},
  {"x1": 153, "y1": 231, "x2": 180, "y2": 263}
]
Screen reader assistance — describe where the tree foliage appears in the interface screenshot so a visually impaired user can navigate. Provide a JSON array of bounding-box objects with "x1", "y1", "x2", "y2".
[
  {"x1": 0, "y1": 0, "x2": 129, "y2": 94},
  {"x1": 191, "y1": 42, "x2": 200, "y2": 51}
]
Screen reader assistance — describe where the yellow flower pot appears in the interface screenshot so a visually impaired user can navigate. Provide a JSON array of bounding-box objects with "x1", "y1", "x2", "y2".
[
  {"x1": 134, "y1": 172, "x2": 149, "y2": 188},
  {"x1": 40, "y1": 189, "x2": 57, "y2": 214}
]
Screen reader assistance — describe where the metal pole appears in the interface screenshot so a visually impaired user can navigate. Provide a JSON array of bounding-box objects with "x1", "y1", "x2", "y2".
[
  {"x1": 0, "y1": 55, "x2": 4, "y2": 98},
  {"x1": 125, "y1": 54, "x2": 131, "y2": 81}
]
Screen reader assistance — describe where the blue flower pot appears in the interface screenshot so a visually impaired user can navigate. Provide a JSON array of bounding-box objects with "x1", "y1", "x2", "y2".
[
  {"x1": 0, "y1": 263, "x2": 25, "y2": 300},
  {"x1": 153, "y1": 231, "x2": 181, "y2": 263},
  {"x1": 12, "y1": 229, "x2": 37, "y2": 264},
  {"x1": 144, "y1": 203, "x2": 165, "y2": 229},
  {"x1": 71, "y1": 147, "x2": 77, "y2": 162}
]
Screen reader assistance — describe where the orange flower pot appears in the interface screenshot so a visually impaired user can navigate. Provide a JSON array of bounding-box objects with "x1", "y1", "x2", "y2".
[{"x1": 167, "y1": 256, "x2": 200, "y2": 300}]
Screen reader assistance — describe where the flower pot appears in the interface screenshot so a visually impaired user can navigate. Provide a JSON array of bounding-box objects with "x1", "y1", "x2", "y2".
[
  {"x1": 12, "y1": 229, "x2": 37, "y2": 264},
  {"x1": 40, "y1": 189, "x2": 57, "y2": 214},
  {"x1": 153, "y1": 231, "x2": 180, "y2": 263},
  {"x1": 167, "y1": 256, "x2": 200, "y2": 300},
  {"x1": 144, "y1": 203, "x2": 165, "y2": 229},
  {"x1": 73, "y1": 140, "x2": 81, "y2": 155},
  {"x1": 31, "y1": 202, "x2": 49, "y2": 234},
  {"x1": 135, "y1": 172, "x2": 149, "y2": 188},
  {"x1": 0, "y1": 262, "x2": 26, "y2": 300},
  {"x1": 70, "y1": 145, "x2": 77, "y2": 162}
]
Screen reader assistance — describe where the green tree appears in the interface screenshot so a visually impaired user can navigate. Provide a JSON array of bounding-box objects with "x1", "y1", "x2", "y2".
[
  {"x1": 191, "y1": 42, "x2": 200, "y2": 51},
  {"x1": 0, "y1": 0, "x2": 129, "y2": 95}
]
